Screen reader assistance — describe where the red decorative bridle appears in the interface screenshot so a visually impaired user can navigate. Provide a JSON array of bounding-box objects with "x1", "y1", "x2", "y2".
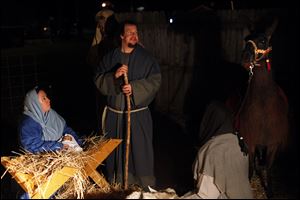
[{"x1": 245, "y1": 39, "x2": 272, "y2": 79}]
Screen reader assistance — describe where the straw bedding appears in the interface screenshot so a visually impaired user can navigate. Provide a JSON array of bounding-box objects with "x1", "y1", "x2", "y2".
[
  {"x1": 1, "y1": 134, "x2": 266, "y2": 199},
  {"x1": 1, "y1": 135, "x2": 136, "y2": 199}
]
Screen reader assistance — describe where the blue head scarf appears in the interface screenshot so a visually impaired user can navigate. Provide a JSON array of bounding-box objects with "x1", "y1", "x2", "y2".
[{"x1": 23, "y1": 88, "x2": 66, "y2": 141}]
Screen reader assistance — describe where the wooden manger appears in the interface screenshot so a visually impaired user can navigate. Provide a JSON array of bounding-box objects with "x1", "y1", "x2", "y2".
[{"x1": 1, "y1": 138, "x2": 122, "y2": 199}]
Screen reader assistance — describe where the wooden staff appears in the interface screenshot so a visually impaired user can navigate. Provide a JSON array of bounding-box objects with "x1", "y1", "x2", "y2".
[{"x1": 123, "y1": 72, "x2": 131, "y2": 190}]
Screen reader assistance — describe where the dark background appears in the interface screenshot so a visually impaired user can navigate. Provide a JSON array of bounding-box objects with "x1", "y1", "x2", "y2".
[{"x1": 1, "y1": 0, "x2": 299, "y2": 199}]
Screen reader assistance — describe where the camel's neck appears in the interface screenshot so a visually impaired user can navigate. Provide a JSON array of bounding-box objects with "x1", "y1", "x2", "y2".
[{"x1": 251, "y1": 59, "x2": 274, "y2": 87}]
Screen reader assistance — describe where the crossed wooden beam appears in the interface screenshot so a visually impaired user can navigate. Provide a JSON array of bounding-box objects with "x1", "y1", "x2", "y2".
[{"x1": 1, "y1": 139, "x2": 122, "y2": 199}]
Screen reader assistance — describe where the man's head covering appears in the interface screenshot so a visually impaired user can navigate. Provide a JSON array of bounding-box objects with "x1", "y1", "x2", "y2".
[
  {"x1": 95, "y1": 8, "x2": 114, "y2": 22},
  {"x1": 23, "y1": 87, "x2": 66, "y2": 141},
  {"x1": 198, "y1": 100, "x2": 234, "y2": 147}
]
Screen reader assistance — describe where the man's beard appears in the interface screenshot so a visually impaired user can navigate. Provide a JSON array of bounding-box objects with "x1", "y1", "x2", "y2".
[{"x1": 128, "y1": 43, "x2": 137, "y2": 48}]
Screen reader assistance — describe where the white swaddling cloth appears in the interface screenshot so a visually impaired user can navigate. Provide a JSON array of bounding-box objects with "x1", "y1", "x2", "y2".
[{"x1": 60, "y1": 134, "x2": 83, "y2": 152}]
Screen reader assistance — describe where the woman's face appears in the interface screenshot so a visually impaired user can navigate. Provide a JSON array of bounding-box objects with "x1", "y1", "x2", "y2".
[{"x1": 38, "y1": 90, "x2": 51, "y2": 113}]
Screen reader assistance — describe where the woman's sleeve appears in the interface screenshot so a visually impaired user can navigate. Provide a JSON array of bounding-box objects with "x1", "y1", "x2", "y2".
[{"x1": 19, "y1": 118, "x2": 63, "y2": 153}]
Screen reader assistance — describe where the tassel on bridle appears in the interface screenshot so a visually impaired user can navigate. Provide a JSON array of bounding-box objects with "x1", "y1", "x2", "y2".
[
  {"x1": 266, "y1": 58, "x2": 271, "y2": 72},
  {"x1": 246, "y1": 40, "x2": 272, "y2": 74}
]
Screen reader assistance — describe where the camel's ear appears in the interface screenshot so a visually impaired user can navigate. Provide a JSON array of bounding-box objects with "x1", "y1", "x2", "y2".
[
  {"x1": 265, "y1": 17, "x2": 278, "y2": 39},
  {"x1": 240, "y1": 14, "x2": 255, "y2": 34}
]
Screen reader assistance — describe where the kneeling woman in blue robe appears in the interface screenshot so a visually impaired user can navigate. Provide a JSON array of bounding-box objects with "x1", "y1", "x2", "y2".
[{"x1": 19, "y1": 86, "x2": 82, "y2": 153}]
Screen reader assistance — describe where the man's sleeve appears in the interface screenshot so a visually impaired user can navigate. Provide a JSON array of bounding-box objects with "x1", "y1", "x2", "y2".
[
  {"x1": 94, "y1": 72, "x2": 122, "y2": 96},
  {"x1": 130, "y1": 73, "x2": 161, "y2": 107},
  {"x1": 94, "y1": 52, "x2": 122, "y2": 96}
]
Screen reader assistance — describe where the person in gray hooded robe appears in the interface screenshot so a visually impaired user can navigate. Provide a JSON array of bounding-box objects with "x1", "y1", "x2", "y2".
[{"x1": 181, "y1": 100, "x2": 253, "y2": 199}]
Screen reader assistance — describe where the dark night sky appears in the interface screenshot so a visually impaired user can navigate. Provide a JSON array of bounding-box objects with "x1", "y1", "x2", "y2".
[{"x1": 1, "y1": 0, "x2": 297, "y2": 27}]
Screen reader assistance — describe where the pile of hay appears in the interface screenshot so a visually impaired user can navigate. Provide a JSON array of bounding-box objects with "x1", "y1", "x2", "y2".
[
  {"x1": 1, "y1": 135, "x2": 132, "y2": 199},
  {"x1": 250, "y1": 174, "x2": 267, "y2": 199}
]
